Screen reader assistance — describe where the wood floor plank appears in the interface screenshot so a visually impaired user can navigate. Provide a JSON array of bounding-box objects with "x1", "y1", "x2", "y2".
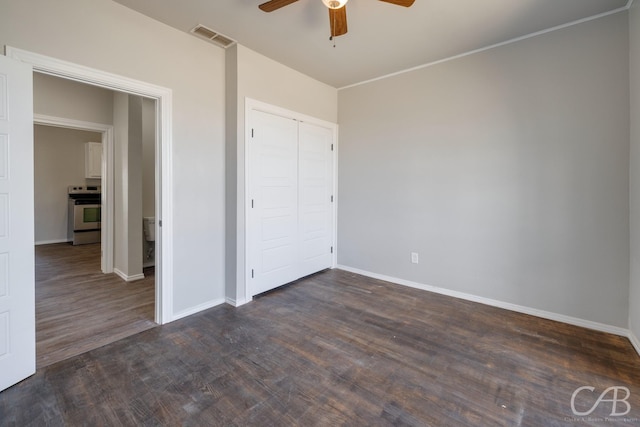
[
  {"x1": 35, "y1": 243, "x2": 156, "y2": 368},
  {"x1": 1, "y1": 268, "x2": 639, "y2": 425}
]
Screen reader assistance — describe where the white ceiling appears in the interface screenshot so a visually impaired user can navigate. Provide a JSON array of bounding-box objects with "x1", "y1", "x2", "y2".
[{"x1": 112, "y1": 0, "x2": 630, "y2": 88}]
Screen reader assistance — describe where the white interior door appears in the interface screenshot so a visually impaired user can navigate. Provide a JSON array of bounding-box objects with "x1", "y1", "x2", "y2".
[
  {"x1": 249, "y1": 110, "x2": 299, "y2": 296},
  {"x1": 0, "y1": 55, "x2": 35, "y2": 391},
  {"x1": 298, "y1": 122, "x2": 333, "y2": 277}
]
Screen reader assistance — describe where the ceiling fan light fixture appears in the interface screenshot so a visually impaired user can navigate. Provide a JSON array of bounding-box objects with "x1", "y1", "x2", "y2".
[{"x1": 322, "y1": 0, "x2": 348, "y2": 9}]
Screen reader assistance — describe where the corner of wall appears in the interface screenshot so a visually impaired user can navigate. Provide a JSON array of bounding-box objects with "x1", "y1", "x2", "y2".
[
  {"x1": 628, "y1": 329, "x2": 640, "y2": 356},
  {"x1": 225, "y1": 44, "x2": 239, "y2": 302},
  {"x1": 629, "y1": 0, "x2": 640, "y2": 348}
]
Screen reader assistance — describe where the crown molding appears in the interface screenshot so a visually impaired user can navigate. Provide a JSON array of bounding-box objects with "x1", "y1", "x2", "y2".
[{"x1": 339, "y1": 2, "x2": 632, "y2": 91}]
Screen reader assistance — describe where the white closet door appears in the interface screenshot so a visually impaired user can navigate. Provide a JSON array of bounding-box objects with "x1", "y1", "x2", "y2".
[
  {"x1": 298, "y1": 122, "x2": 333, "y2": 277},
  {"x1": 249, "y1": 110, "x2": 299, "y2": 296}
]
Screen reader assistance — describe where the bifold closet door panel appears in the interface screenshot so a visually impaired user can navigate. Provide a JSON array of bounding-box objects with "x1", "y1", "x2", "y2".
[
  {"x1": 298, "y1": 122, "x2": 333, "y2": 278},
  {"x1": 249, "y1": 110, "x2": 300, "y2": 296}
]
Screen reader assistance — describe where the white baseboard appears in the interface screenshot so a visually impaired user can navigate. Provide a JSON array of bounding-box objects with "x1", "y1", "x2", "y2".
[
  {"x1": 172, "y1": 298, "x2": 226, "y2": 321},
  {"x1": 628, "y1": 330, "x2": 640, "y2": 356},
  {"x1": 35, "y1": 238, "x2": 70, "y2": 246},
  {"x1": 114, "y1": 268, "x2": 145, "y2": 282},
  {"x1": 336, "y1": 265, "x2": 630, "y2": 338},
  {"x1": 225, "y1": 296, "x2": 249, "y2": 307}
]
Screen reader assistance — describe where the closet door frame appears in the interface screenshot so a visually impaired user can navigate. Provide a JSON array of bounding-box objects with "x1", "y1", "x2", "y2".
[{"x1": 244, "y1": 98, "x2": 337, "y2": 300}]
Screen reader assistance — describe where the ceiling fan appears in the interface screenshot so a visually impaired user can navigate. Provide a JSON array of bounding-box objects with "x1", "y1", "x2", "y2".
[{"x1": 258, "y1": 0, "x2": 415, "y2": 39}]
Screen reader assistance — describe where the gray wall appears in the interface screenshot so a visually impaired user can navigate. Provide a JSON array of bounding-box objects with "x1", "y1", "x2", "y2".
[
  {"x1": 338, "y1": 12, "x2": 630, "y2": 327},
  {"x1": 34, "y1": 125, "x2": 101, "y2": 244},
  {"x1": 113, "y1": 93, "x2": 143, "y2": 279},
  {"x1": 34, "y1": 73, "x2": 113, "y2": 124},
  {"x1": 630, "y1": 2, "x2": 640, "y2": 341},
  {"x1": 141, "y1": 97, "x2": 156, "y2": 266},
  {"x1": 141, "y1": 98, "x2": 155, "y2": 218},
  {"x1": 113, "y1": 92, "x2": 129, "y2": 275},
  {"x1": 224, "y1": 45, "x2": 238, "y2": 303}
]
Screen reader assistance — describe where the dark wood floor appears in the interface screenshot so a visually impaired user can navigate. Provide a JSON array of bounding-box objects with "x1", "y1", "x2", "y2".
[
  {"x1": 2, "y1": 269, "x2": 639, "y2": 425},
  {"x1": 35, "y1": 243, "x2": 156, "y2": 368}
]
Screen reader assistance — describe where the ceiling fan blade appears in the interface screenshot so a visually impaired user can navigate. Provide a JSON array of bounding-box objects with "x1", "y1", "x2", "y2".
[
  {"x1": 259, "y1": 0, "x2": 299, "y2": 12},
  {"x1": 378, "y1": 0, "x2": 415, "y2": 7},
  {"x1": 329, "y1": 6, "x2": 348, "y2": 37}
]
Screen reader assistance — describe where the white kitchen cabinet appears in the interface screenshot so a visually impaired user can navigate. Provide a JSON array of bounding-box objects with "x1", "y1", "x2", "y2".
[{"x1": 85, "y1": 142, "x2": 102, "y2": 178}]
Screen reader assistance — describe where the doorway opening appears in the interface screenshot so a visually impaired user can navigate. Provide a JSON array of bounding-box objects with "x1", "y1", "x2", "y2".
[
  {"x1": 33, "y1": 83, "x2": 158, "y2": 367},
  {"x1": 33, "y1": 109, "x2": 113, "y2": 272},
  {"x1": 6, "y1": 46, "x2": 174, "y2": 367}
]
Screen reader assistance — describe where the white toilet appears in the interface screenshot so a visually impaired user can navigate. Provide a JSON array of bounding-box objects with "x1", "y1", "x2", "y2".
[
  {"x1": 143, "y1": 217, "x2": 155, "y2": 242},
  {"x1": 143, "y1": 217, "x2": 155, "y2": 267}
]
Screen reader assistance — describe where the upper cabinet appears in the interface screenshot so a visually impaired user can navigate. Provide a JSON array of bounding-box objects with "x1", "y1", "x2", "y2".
[{"x1": 85, "y1": 142, "x2": 102, "y2": 178}]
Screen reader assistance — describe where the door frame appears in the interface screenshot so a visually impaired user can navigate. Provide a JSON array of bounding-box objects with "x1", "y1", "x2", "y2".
[
  {"x1": 6, "y1": 47, "x2": 174, "y2": 324},
  {"x1": 244, "y1": 98, "x2": 338, "y2": 302},
  {"x1": 33, "y1": 114, "x2": 114, "y2": 274}
]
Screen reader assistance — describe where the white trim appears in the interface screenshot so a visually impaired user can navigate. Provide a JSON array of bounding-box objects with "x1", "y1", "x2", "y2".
[
  {"x1": 244, "y1": 98, "x2": 338, "y2": 301},
  {"x1": 7, "y1": 47, "x2": 171, "y2": 98},
  {"x1": 34, "y1": 114, "x2": 111, "y2": 132},
  {"x1": 243, "y1": 99, "x2": 252, "y2": 303},
  {"x1": 154, "y1": 91, "x2": 174, "y2": 324},
  {"x1": 331, "y1": 124, "x2": 338, "y2": 269},
  {"x1": 33, "y1": 113, "x2": 114, "y2": 274},
  {"x1": 628, "y1": 331, "x2": 640, "y2": 356},
  {"x1": 225, "y1": 297, "x2": 237, "y2": 306},
  {"x1": 35, "y1": 239, "x2": 69, "y2": 246},
  {"x1": 7, "y1": 46, "x2": 174, "y2": 325},
  {"x1": 339, "y1": 4, "x2": 632, "y2": 91},
  {"x1": 114, "y1": 269, "x2": 145, "y2": 282},
  {"x1": 225, "y1": 296, "x2": 249, "y2": 307},
  {"x1": 337, "y1": 265, "x2": 630, "y2": 337},
  {"x1": 172, "y1": 298, "x2": 226, "y2": 321},
  {"x1": 246, "y1": 98, "x2": 338, "y2": 128}
]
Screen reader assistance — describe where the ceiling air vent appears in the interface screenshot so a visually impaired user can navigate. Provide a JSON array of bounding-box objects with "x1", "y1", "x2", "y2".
[{"x1": 190, "y1": 25, "x2": 236, "y2": 49}]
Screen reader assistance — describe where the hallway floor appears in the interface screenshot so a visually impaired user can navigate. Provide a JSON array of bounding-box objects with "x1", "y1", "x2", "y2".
[{"x1": 35, "y1": 243, "x2": 156, "y2": 368}]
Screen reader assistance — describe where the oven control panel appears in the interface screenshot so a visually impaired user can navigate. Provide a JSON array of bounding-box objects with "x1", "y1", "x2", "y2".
[{"x1": 68, "y1": 185, "x2": 101, "y2": 194}]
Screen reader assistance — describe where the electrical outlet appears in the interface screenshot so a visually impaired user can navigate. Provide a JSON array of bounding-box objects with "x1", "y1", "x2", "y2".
[{"x1": 411, "y1": 252, "x2": 419, "y2": 264}]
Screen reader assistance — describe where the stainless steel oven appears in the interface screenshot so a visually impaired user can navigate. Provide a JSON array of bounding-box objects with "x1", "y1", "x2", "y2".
[
  {"x1": 72, "y1": 201, "x2": 101, "y2": 230},
  {"x1": 68, "y1": 185, "x2": 101, "y2": 245}
]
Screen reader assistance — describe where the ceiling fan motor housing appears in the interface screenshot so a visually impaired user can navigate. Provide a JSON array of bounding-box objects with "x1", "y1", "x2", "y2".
[{"x1": 322, "y1": 0, "x2": 348, "y2": 9}]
